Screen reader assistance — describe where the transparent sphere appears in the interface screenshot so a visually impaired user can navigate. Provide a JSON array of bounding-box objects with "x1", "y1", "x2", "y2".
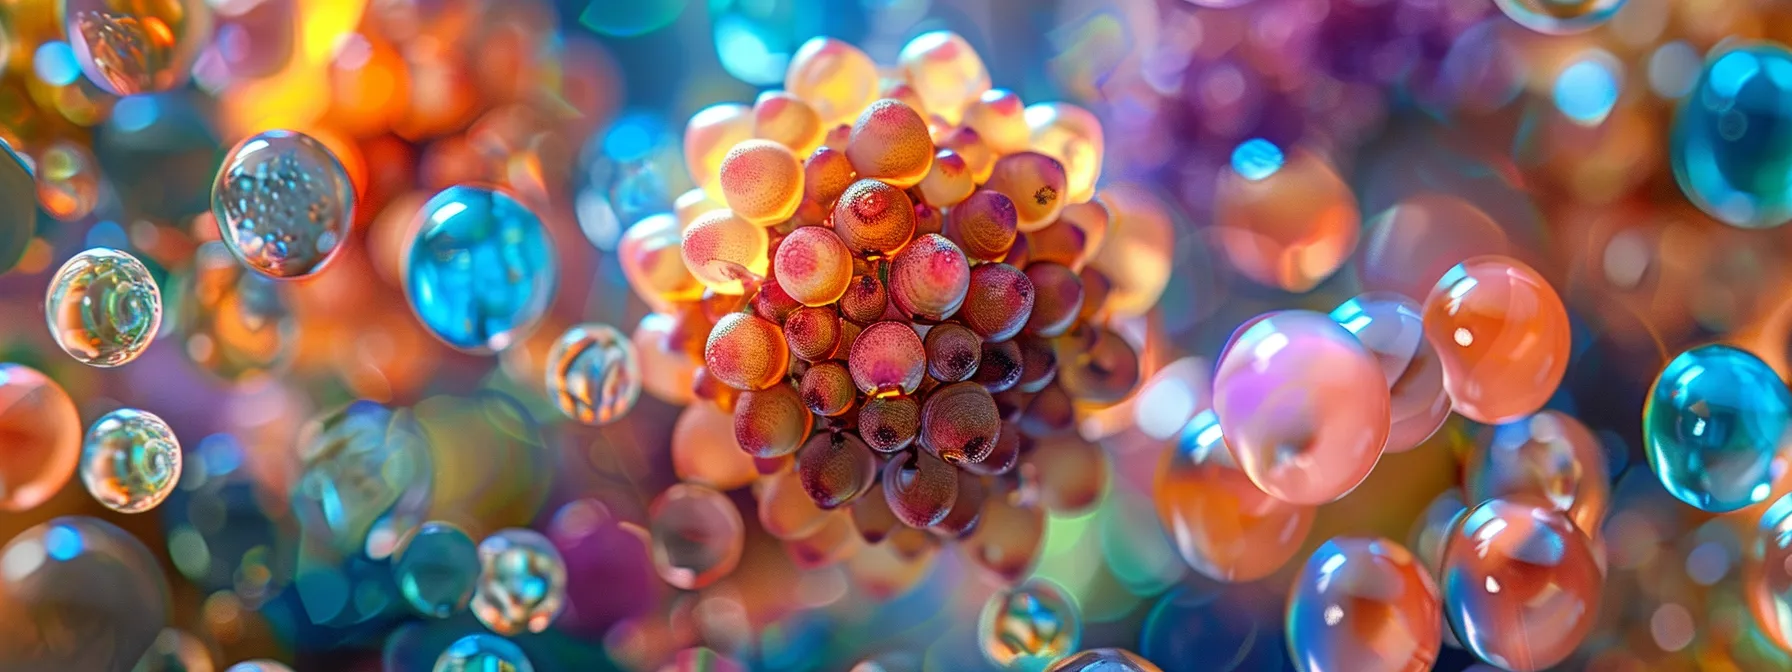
[
  {"x1": 1422, "y1": 256, "x2": 1570, "y2": 425},
  {"x1": 978, "y1": 577, "x2": 1083, "y2": 670},
  {"x1": 1747, "y1": 493, "x2": 1792, "y2": 653},
  {"x1": 1493, "y1": 0, "x2": 1624, "y2": 35},
  {"x1": 36, "y1": 140, "x2": 100, "y2": 221},
  {"x1": 432, "y1": 633, "x2": 533, "y2": 672},
  {"x1": 1465, "y1": 411, "x2": 1610, "y2": 536},
  {"x1": 1330, "y1": 293, "x2": 1449, "y2": 453},
  {"x1": 1671, "y1": 43, "x2": 1792, "y2": 229},
  {"x1": 405, "y1": 185, "x2": 557, "y2": 353},
  {"x1": 1155, "y1": 410, "x2": 1314, "y2": 582},
  {"x1": 62, "y1": 0, "x2": 213, "y2": 95},
  {"x1": 0, "y1": 516, "x2": 170, "y2": 671},
  {"x1": 1212, "y1": 146, "x2": 1359, "y2": 293},
  {"x1": 1212, "y1": 311, "x2": 1390, "y2": 505},
  {"x1": 546, "y1": 323, "x2": 641, "y2": 426},
  {"x1": 649, "y1": 483, "x2": 745, "y2": 590},
  {"x1": 392, "y1": 522, "x2": 479, "y2": 618},
  {"x1": 898, "y1": 31, "x2": 990, "y2": 124},
  {"x1": 1044, "y1": 649, "x2": 1162, "y2": 672},
  {"x1": 1644, "y1": 344, "x2": 1792, "y2": 512},
  {"x1": 1356, "y1": 195, "x2": 1508, "y2": 308},
  {"x1": 1405, "y1": 488, "x2": 1467, "y2": 583},
  {"x1": 46, "y1": 247, "x2": 163, "y2": 367},
  {"x1": 292, "y1": 401, "x2": 433, "y2": 560},
  {"x1": 0, "y1": 139, "x2": 32, "y2": 274},
  {"x1": 1286, "y1": 537, "x2": 1442, "y2": 672},
  {"x1": 225, "y1": 661, "x2": 293, "y2": 672},
  {"x1": 1440, "y1": 499, "x2": 1602, "y2": 672},
  {"x1": 80, "y1": 408, "x2": 181, "y2": 514},
  {"x1": 471, "y1": 528, "x2": 567, "y2": 636},
  {"x1": 0, "y1": 364, "x2": 82, "y2": 512},
  {"x1": 174, "y1": 241, "x2": 297, "y2": 383},
  {"x1": 211, "y1": 130, "x2": 353, "y2": 279},
  {"x1": 132, "y1": 628, "x2": 212, "y2": 672}
]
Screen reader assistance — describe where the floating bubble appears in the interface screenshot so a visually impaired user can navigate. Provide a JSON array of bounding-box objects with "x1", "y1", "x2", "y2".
[
  {"x1": 1331, "y1": 293, "x2": 1450, "y2": 453},
  {"x1": 1212, "y1": 147, "x2": 1359, "y2": 293},
  {"x1": 0, "y1": 364, "x2": 82, "y2": 512},
  {"x1": 63, "y1": 0, "x2": 212, "y2": 95},
  {"x1": 0, "y1": 516, "x2": 170, "y2": 671},
  {"x1": 211, "y1": 130, "x2": 354, "y2": 279},
  {"x1": 132, "y1": 628, "x2": 212, "y2": 672},
  {"x1": 46, "y1": 247, "x2": 162, "y2": 367},
  {"x1": 173, "y1": 241, "x2": 296, "y2": 383},
  {"x1": 1493, "y1": 0, "x2": 1624, "y2": 35},
  {"x1": 292, "y1": 401, "x2": 433, "y2": 560},
  {"x1": 1747, "y1": 493, "x2": 1792, "y2": 653},
  {"x1": 471, "y1": 528, "x2": 566, "y2": 636},
  {"x1": 1671, "y1": 42, "x2": 1792, "y2": 229},
  {"x1": 432, "y1": 633, "x2": 533, "y2": 672},
  {"x1": 225, "y1": 662, "x2": 291, "y2": 672},
  {"x1": 1286, "y1": 537, "x2": 1442, "y2": 672},
  {"x1": 1466, "y1": 411, "x2": 1610, "y2": 536},
  {"x1": 36, "y1": 140, "x2": 99, "y2": 221},
  {"x1": 1406, "y1": 488, "x2": 1467, "y2": 583},
  {"x1": 1155, "y1": 410, "x2": 1314, "y2": 582},
  {"x1": 1422, "y1": 256, "x2": 1570, "y2": 425},
  {"x1": 392, "y1": 522, "x2": 479, "y2": 619},
  {"x1": 80, "y1": 408, "x2": 180, "y2": 514},
  {"x1": 405, "y1": 186, "x2": 557, "y2": 353},
  {"x1": 898, "y1": 31, "x2": 990, "y2": 124},
  {"x1": 1045, "y1": 649, "x2": 1162, "y2": 672},
  {"x1": 546, "y1": 323, "x2": 641, "y2": 426},
  {"x1": 1441, "y1": 499, "x2": 1602, "y2": 672},
  {"x1": 1644, "y1": 344, "x2": 1791, "y2": 512},
  {"x1": 1355, "y1": 195, "x2": 1508, "y2": 305},
  {"x1": 649, "y1": 483, "x2": 745, "y2": 590},
  {"x1": 978, "y1": 577, "x2": 1082, "y2": 670}
]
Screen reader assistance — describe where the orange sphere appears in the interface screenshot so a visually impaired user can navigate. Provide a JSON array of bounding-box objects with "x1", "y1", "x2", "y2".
[
  {"x1": 0, "y1": 364, "x2": 81, "y2": 511},
  {"x1": 1155, "y1": 410, "x2": 1315, "y2": 582},
  {"x1": 704, "y1": 312, "x2": 790, "y2": 391},
  {"x1": 1422, "y1": 256, "x2": 1570, "y2": 425},
  {"x1": 846, "y1": 99, "x2": 934, "y2": 188},
  {"x1": 774, "y1": 226, "x2": 853, "y2": 306},
  {"x1": 718, "y1": 139, "x2": 804, "y2": 226},
  {"x1": 1212, "y1": 148, "x2": 1359, "y2": 293}
]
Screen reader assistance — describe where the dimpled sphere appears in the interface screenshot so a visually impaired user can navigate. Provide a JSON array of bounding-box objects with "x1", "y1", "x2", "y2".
[
  {"x1": 734, "y1": 382, "x2": 812, "y2": 458},
  {"x1": 406, "y1": 186, "x2": 557, "y2": 353},
  {"x1": 889, "y1": 233, "x2": 971, "y2": 321},
  {"x1": 0, "y1": 516, "x2": 170, "y2": 672},
  {"x1": 432, "y1": 633, "x2": 533, "y2": 672},
  {"x1": 948, "y1": 190, "x2": 1019, "y2": 261},
  {"x1": 1746, "y1": 493, "x2": 1792, "y2": 652},
  {"x1": 1671, "y1": 43, "x2": 1792, "y2": 229},
  {"x1": 79, "y1": 408, "x2": 180, "y2": 514},
  {"x1": 46, "y1": 248, "x2": 162, "y2": 367},
  {"x1": 211, "y1": 130, "x2": 354, "y2": 278},
  {"x1": 0, "y1": 140, "x2": 33, "y2": 274},
  {"x1": 1493, "y1": 0, "x2": 1624, "y2": 35},
  {"x1": 1466, "y1": 411, "x2": 1610, "y2": 536},
  {"x1": 962, "y1": 263, "x2": 1035, "y2": 342},
  {"x1": 834, "y1": 179, "x2": 918, "y2": 257},
  {"x1": 848, "y1": 99, "x2": 935, "y2": 188},
  {"x1": 1422, "y1": 256, "x2": 1570, "y2": 425},
  {"x1": 785, "y1": 37, "x2": 879, "y2": 127},
  {"x1": 649, "y1": 483, "x2": 746, "y2": 590},
  {"x1": 776, "y1": 226, "x2": 853, "y2": 306},
  {"x1": 0, "y1": 364, "x2": 82, "y2": 512},
  {"x1": 1440, "y1": 499, "x2": 1602, "y2": 672},
  {"x1": 899, "y1": 31, "x2": 991, "y2": 123},
  {"x1": 921, "y1": 381, "x2": 1001, "y2": 464},
  {"x1": 798, "y1": 431, "x2": 878, "y2": 509},
  {"x1": 1045, "y1": 649, "x2": 1162, "y2": 672},
  {"x1": 719, "y1": 139, "x2": 804, "y2": 226},
  {"x1": 986, "y1": 152, "x2": 1069, "y2": 233},
  {"x1": 860, "y1": 395, "x2": 921, "y2": 453},
  {"x1": 1213, "y1": 311, "x2": 1390, "y2": 505},
  {"x1": 546, "y1": 323, "x2": 641, "y2": 426},
  {"x1": 850, "y1": 321, "x2": 927, "y2": 395},
  {"x1": 393, "y1": 522, "x2": 479, "y2": 618},
  {"x1": 978, "y1": 577, "x2": 1082, "y2": 670},
  {"x1": 1644, "y1": 344, "x2": 1792, "y2": 512},
  {"x1": 1155, "y1": 410, "x2": 1314, "y2": 582},
  {"x1": 471, "y1": 528, "x2": 566, "y2": 636},
  {"x1": 1331, "y1": 293, "x2": 1450, "y2": 453},
  {"x1": 705, "y1": 312, "x2": 790, "y2": 391},
  {"x1": 683, "y1": 209, "x2": 771, "y2": 294},
  {"x1": 1286, "y1": 537, "x2": 1442, "y2": 672},
  {"x1": 63, "y1": 0, "x2": 212, "y2": 95}
]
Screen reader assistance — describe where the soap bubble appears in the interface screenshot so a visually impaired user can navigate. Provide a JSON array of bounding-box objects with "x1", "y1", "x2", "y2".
[
  {"x1": 211, "y1": 130, "x2": 355, "y2": 279},
  {"x1": 0, "y1": 364, "x2": 82, "y2": 512},
  {"x1": 405, "y1": 185, "x2": 558, "y2": 353},
  {"x1": 978, "y1": 578, "x2": 1082, "y2": 670},
  {"x1": 0, "y1": 516, "x2": 171, "y2": 671},
  {"x1": 545, "y1": 323, "x2": 642, "y2": 425},
  {"x1": 292, "y1": 401, "x2": 433, "y2": 560},
  {"x1": 46, "y1": 247, "x2": 163, "y2": 367},
  {"x1": 80, "y1": 408, "x2": 181, "y2": 514},
  {"x1": 471, "y1": 528, "x2": 567, "y2": 636},
  {"x1": 432, "y1": 633, "x2": 534, "y2": 672},
  {"x1": 392, "y1": 522, "x2": 479, "y2": 618},
  {"x1": 63, "y1": 0, "x2": 213, "y2": 95}
]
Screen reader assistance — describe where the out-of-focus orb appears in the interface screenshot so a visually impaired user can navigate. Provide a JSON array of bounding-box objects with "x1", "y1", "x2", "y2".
[
  {"x1": 392, "y1": 522, "x2": 479, "y2": 618},
  {"x1": 1132, "y1": 357, "x2": 1210, "y2": 441},
  {"x1": 62, "y1": 0, "x2": 212, "y2": 95},
  {"x1": 1493, "y1": 0, "x2": 1624, "y2": 35},
  {"x1": 1421, "y1": 256, "x2": 1570, "y2": 425},
  {"x1": 648, "y1": 483, "x2": 745, "y2": 590},
  {"x1": 132, "y1": 628, "x2": 212, "y2": 671},
  {"x1": 0, "y1": 516, "x2": 170, "y2": 671},
  {"x1": 1212, "y1": 144, "x2": 1359, "y2": 293},
  {"x1": 1044, "y1": 649, "x2": 1162, "y2": 672},
  {"x1": 1286, "y1": 537, "x2": 1442, "y2": 672},
  {"x1": 224, "y1": 662, "x2": 291, "y2": 672},
  {"x1": 293, "y1": 401, "x2": 433, "y2": 560},
  {"x1": 80, "y1": 408, "x2": 181, "y2": 514},
  {"x1": 978, "y1": 577, "x2": 1082, "y2": 670},
  {"x1": 174, "y1": 242, "x2": 296, "y2": 383},
  {"x1": 1671, "y1": 42, "x2": 1792, "y2": 229},
  {"x1": 405, "y1": 185, "x2": 557, "y2": 353},
  {"x1": 211, "y1": 130, "x2": 355, "y2": 279},
  {"x1": 0, "y1": 364, "x2": 82, "y2": 512},
  {"x1": 546, "y1": 323, "x2": 641, "y2": 426},
  {"x1": 1212, "y1": 311, "x2": 1390, "y2": 505},
  {"x1": 898, "y1": 31, "x2": 990, "y2": 123},
  {"x1": 1331, "y1": 293, "x2": 1449, "y2": 453},
  {"x1": 1644, "y1": 344, "x2": 1791, "y2": 513},
  {"x1": 684, "y1": 104, "x2": 753, "y2": 201},
  {"x1": 1088, "y1": 186, "x2": 1173, "y2": 318},
  {"x1": 1025, "y1": 103, "x2": 1103, "y2": 204},
  {"x1": 619, "y1": 213, "x2": 704, "y2": 311},
  {"x1": 1465, "y1": 411, "x2": 1610, "y2": 536},
  {"x1": 46, "y1": 247, "x2": 162, "y2": 367},
  {"x1": 1356, "y1": 194, "x2": 1508, "y2": 305},
  {"x1": 36, "y1": 140, "x2": 99, "y2": 221},
  {"x1": 471, "y1": 528, "x2": 567, "y2": 636},
  {"x1": 0, "y1": 139, "x2": 33, "y2": 275},
  {"x1": 1747, "y1": 493, "x2": 1792, "y2": 653},
  {"x1": 432, "y1": 633, "x2": 534, "y2": 672},
  {"x1": 577, "y1": 0, "x2": 686, "y2": 38},
  {"x1": 1155, "y1": 410, "x2": 1314, "y2": 582},
  {"x1": 785, "y1": 38, "x2": 878, "y2": 128},
  {"x1": 1440, "y1": 499, "x2": 1602, "y2": 672}
]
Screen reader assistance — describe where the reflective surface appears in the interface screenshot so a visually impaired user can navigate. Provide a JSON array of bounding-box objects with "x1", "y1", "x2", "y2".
[
  {"x1": 1466, "y1": 411, "x2": 1610, "y2": 535},
  {"x1": 978, "y1": 577, "x2": 1083, "y2": 670},
  {"x1": 0, "y1": 364, "x2": 82, "y2": 512},
  {"x1": 1154, "y1": 410, "x2": 1314, "y2": 582},
  {"x1": 1644, "y1": 344, "x2": 1792, "y2": 512},
  {"x1": 546, "y1": 322, "x2": 642, "y2": 425},
  {"x1": 470, "y1": 528, "x2": 567, "y2": 636},
  {"x1": 0, "y1": 516, "x2": 170, "y2": 671},
  {"x1": 46, "y1": 248, "x2": 163, "y2": 368},
  {"x1": 1440, "y1": 499, "x2": 1603, "y2": 672},
  {"x1": 1331, "y1": 293, "x2": 1450, "y2": 453},
  {"x1": 1671, "y1": 42, "x2": 1792, "y2": 228},
  {"x1": 405, "y1": 186, "x2": 558, "y2": 353},
  {"x1": 432, "y1": 633, "x2": 534, "y2": 672},
  {"x1": 392, "y1": 522, "x2": 479, "y2": 618},
  {"x1": 63, "y1": 0, "x2": 212, "y2": 95},
  {"x1": 211, "y1": 130, "x2": 354, "y2": 279},
  {"x1": 80, "y1": 408, "x2": 181, "y2": 514},
  {"x1": 1285, "y1": 537, "x2": 1441, "y2": 672},
  {"x1": 1422, "y1": 256, "x2": 1570, "y2": 425},
  {"x1": 648, "y1": 483, "x2": 745, "y2": 590}
]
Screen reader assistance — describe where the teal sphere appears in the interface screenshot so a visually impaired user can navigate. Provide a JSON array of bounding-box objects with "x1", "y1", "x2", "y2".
[
  {"x1": 432, "y1": 634, "x2": 534, "y2": 672},
  {"x1": 1644, "y1": 344, "x2": 1792, "y2": 512},
  {"x1": 393, "y1": 522, "x2": 479, "y2": 618},
  {"x1": 1671, "y1": 42, "x2": 1792, "y2": 229},
  {"x1": 404, "y1": 186, "x2": 557, "y2": 353}
]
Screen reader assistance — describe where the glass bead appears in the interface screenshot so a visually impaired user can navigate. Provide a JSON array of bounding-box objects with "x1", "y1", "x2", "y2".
[
  {"x1": 648, "y1": 483, "x2": 745, "y2": 590},
  {"x1": 1493, "y1": 0, "x2": 1624, "y2": 35},
  {"x1": 0, "y1": 139, "x2": 32, "y2": 275},
  {"x1": 546, "y1": 322, "x2": 641, "y2": 426},
  {"x1": 898, "y1": 31, "x2": 990, "y2": 124},
  {"x1": 1045, "y1": 649, "x2": 1163, "y2": 672},
  {"x1": 1331, "y1": 293, "x2": 1450, "y2": 453},
  {"x1": 392, "y1": 522, "x2": 479, "y2": 618},
  {"x1": 1286, "y1": 537, "x2": 1442, "y2": 672},
  {"x1": 1422, "y1": 256, "x2": 1570, "y2": 425},
  {"x1": 211, "y1": 130, "x2": 355, "y2": 279},
  {"x1": 1213, "y1": 311, "x2": 1389, "y2": 504},
  {"x1": 405, "y1": 185, "x2": 558, "y2": 354},
  {"x1": 978, "y1": 577, "x2": 1082, "y2": 670},
  {"x1": 292, "y1": 401, "x2": 433, "y2": 560},
  {"x1": 79, "y1": 408, "x2": 180, "y2": 514},
  {"x1": 0, "y1": 364, "x2": 81, "y2": 512},
  {"x1": 1466, "y1": 411, "x2": 1610, "y2": 536},
  {"x1": 46, "y1": 247, "x2": 163, "y2": 367},
  {"x1": 0, "y1": 517, "x2": 170, "y2": 671},
  {"x1": 471, "y1": 528, "x2": 567, "y2": 636},
  {"x1": 1671, "y1": 42, "x2": 1792, "y2": 229},
  {"x1": 432, "y1": 633, "x2": 533, "y2": 672},
  {"x1": 62, "y1": 0, "x2": 212, "y2": 96},
  {"x1": 36, "y1": 140, "x2": 99, "y2": 222},
  {"x1": 1212, "y1": 147, "x2": 1359, "y2": 293},
  {"x1": 1643, "y1": 344, "x2": 1792, "y2": 512},
  {"x1": 174, "y1": 241, "x2": 297, "y2": 383},
  {"x1": 1747, "y1": 493, "x2": 1792, "y2": 653},
  {"x1": 1356, "y1": 194, "x2": 1508, "y2": 306},
  {"x1": 1155, "y1": 410, "x2": 1314, "y2": 582},
  {"x1": 785, "y1": 38, "x2": 879, "y2": 127},
  {"x1": 1440, "y1": 499, "x2": 1602, "y2": 672}
]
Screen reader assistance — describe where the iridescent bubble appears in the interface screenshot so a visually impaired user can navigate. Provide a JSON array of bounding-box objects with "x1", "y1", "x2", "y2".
[
  {"x1": 0, "y1": 139, "x2": 33, "y2": 275},
  {"x1": 471, "y1": 528, "x2": 567, "y2": 636},
  {"x1": 978, "y1": 578, "x2": 1082, "y2": 670},
  {"x1": 649, "y1": 483, "x2": 745, "y2": 590},
  {"x1": 292, "y1": 401, "x2": 433, "y2": 560},
  {"x1": 1440, "y1": 499, "x2": 1602, "y2": 672},
  {"x1": 1671, "y1": 42, "x2": 1792, "y2": 229},
  {"x1": 0, "y1": 516, "x2": 170, "y2": 671},
  {"x1": 1330, "y1": 293, "x2": 1449, "y2": 453},
  {"x1": 1155, "y1": 410, "x2": 1314, "y2": 582},
  {"x1": 62, "y1": 0, "x2": 212, "y2": 95},
  {"x1": 1748, "y1": 493, "x2": 1792, "y2": 653},
  {"x1": 173, "y1": 242, "x2": 297, "y2": 383},
  {"x1": 1644, "y1": 344, "x2": 1792, "y2": 512},
  {"x1": 36, "y1": 140, "x2": 100, "y2": 221},
  {"x1": 1355, "y1": 195, "x2": 1508, "y2": 318},
  {"x1": 46, "y1": 247, "x2": 163, "y2": 367},
  {"x1": 1285, "y1": 537, "x2": 1442, "y2": 672},
  {"x1": 432, "y1": 633, "x2": 533, "y2": 672},
  {"x1": 392, "y1": 522, "x2": 479, "y2": 619},
  {"x1": 0, "y1": 364, "x2": 82, "y2": 512},
  {"x1": 131, "y1": 628, "x2": 212, "y2": 672},
  {"x1": 545, "y1": 323, "x2": 641, "y2": 426},
  {"x1": 405, "y1": 185, "x2": 557, "y2": 354},
  {"x1": 80, "y1": 408, "x2": 180, "y2": 514},
  {"x1": 211, "y1": 130, "x2": 353, "y2": 278},
  {"x1": 1493, "y1": 0, "x2": 1624, "y2": 35},
  {"x1": 1045, "y1": 649, "x2": 1162, "y2": 672},
  {"x1": 1465, "y1": 411, "x2": 1610, "y2": 536}
]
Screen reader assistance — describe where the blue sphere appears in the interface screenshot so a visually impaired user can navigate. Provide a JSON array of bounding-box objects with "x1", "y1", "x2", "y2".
[
  {"x1": 405, "y1": 186, "x2": 557, "y2": 353},
  {"x1": 1644, "y1": 344, "x2": 1792, "y2": 512},
  {"x1": 432, "y1": 633, "x2": 533, "y2": 672},
  {"x1": 1671, "y1": 42, "x2": 1792, "y2": 229},
  {"x1": 393, "y1": 522, "x2": 480, "y2": 618}
]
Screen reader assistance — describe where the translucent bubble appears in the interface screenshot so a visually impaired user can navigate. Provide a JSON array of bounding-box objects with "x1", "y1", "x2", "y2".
[
  {"x1": 1493, "y1": 0, "x2": 1624, "y2": 35},
  {"x1": 432, "y1": 633, "x2": 533, "y2": 672},
  {"x1": 1023, "y1": 103, "x2": 1104, "y2": 205},
  {"x1": 1643, "y1": 344, "x2": 1791, "y2": 512},
  {"x1": 986, "y1": 152, "x2": 1068, "y2": 233},
  {"x1": 46, "y1": 247, "x2": 162, "y2": 367},
  {"x1": 1440, "y1": 499, "x2": 1602, "y2": 672},
  {"x1": 847, "y1": 99, "x2": 934, "y2": 188},
  {"x1": 1330, "y1": 293, "x2": 1449, "y2": 453},
  {"x1": 0, "y1": 139, "x2": 32, "y2": 274},
  {"x1": 798, "y1": 431, "x2": 877, "y2": 509},
  {"x1": 0, "y1": 516, "x2": 170, "y2": 671},
  {"x1": 546, "y1": 323, "x2": 641, "y2": 426},
  {"x1": 1155, "y1": 410, "x2": 1313, "y2": 582},
  {"x1": 1747, "y1": 493, "x2": 1792, "y2": 653},
  {"x1": 292, "y1": 401, "x2": 433, "y2": 560},
  {"x1": 649, "y1": 483, "x2": 745, "y2": 590},
  {"x1": 405, "y1": 186, "x2": 557, "y2": 354},
  {"x1": 62, "y1": 0, "x2": 211, "y2": 95},
  {"x1": 470, "y1": 528, "x2": 566, "y2": 636},
  {"x1": 1671, "y1": 43, "x2": 1792, "y2": 229},
  {"x1": 392, "y1": 522, "x2": 478, "y2": 618},
  {"x1": 684, "y1": 103, "x2": 754, "y2": 202},
  {"x1": 1045, "y1": 649, "x2": 1162, "y2": 672},
  {"x1": 132, "y1": 628, "x2": 212, "y2": 672},
  {"x1": 36, "y1": 140, "x2": 99, "y2": 221},
  {"x1": 1466, "y1": 411, "x2": 1610, "y2": 536},
  {"x1": 211, "y1": 130, "x2": 354, "y2": 279},
  {"x1": 1286, "y1": 538, "x2": 1442, "y2": 672},
  {"x1": 1213, "y1": 147, "x2": 1359, "y2": 293},
  {"x1": 776, "y1": 225, "x2": 853, "y2": 306},
  {"x1": 898, "y1": 31, "x2": 990, "y2": 124},
  {"x1": 1355, "y1": 195, "x2": 1508, "y2": 306},
  {"x1": 889, "y1": 233, "x2": 970, "y2": 321},
  {"x1": 79, "y1": 408, "x2": 180, "y2": 514},
  {"x1": 1213, "y1": 311, "x2": 1389, "y2": 505},
  {"x1": 224, "y1": 662, "x2": 291, "y2": 672},
  {"x1": 173, "y1": 242, "x2": 296, "y2": 383},
  {"x1": 1422, "y1": 256, "x2": 1569, "y2": 425},
  {"x1": 978, "y1": 577, "x2": 1082, "y2": 670},
  {"x1": 785, "y1": 38, "x2": 879, "y2": 127},
  {"x1": 619, "y1": 213, "x2": 704, "y2": 312},
  {"x1": 0, "y1": 364, "x2": 82, "y2": 512}
]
